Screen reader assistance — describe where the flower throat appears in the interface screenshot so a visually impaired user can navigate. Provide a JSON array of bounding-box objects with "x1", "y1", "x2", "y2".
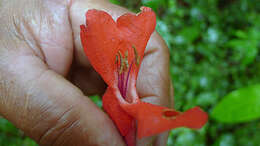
[{"x1": 115, "y1": 46, "x2": 140, "y2": 101}]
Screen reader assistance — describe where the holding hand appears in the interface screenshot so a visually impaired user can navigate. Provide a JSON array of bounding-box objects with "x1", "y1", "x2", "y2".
[{"x1": 0, "y1": 0, "x2": 171, "y2": 145}]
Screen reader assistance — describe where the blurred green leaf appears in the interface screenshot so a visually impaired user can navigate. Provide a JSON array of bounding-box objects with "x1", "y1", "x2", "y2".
[
  {"x1": 177, "y1": 26, "x2": 200, "y2": 44},
  {"x1": 228, "y1": 39, "x2": 258, "y2": 65},
  {"x1": 0, "y1": 118, "x2": 38, "y2": 146},
  {"x1": 89, "y1": 95, "x2": 102, "y2": 108},
  {"x1": 109, "y1": 0, "x2": 120, "y2": 5},
  {"x1": 213, "y1": 133, "x2": 235, "y2": 146},
  {"x1": 141, "y1": 0, "x2": 166, "y2": 12},
  {"x1": 234, "y1": 30, "x2": 248, "y2": 39},
  {"x1": 22, "y1": 137, "x2": 37, "y2": 146},
  {"x1": 227, "y1": 27, "x2": 260, "y2": 65},
  {"x1": 0, "y1": 118, "x2": 20, "y2": 136},
  {"x1": 212, "y1": 84, "x2": 260, "y2": 123}
]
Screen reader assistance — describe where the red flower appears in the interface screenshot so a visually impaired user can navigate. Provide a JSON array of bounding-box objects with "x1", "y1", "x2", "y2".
[{"x1": 80, "y1": 7, "x2": 208, "y2": 146}]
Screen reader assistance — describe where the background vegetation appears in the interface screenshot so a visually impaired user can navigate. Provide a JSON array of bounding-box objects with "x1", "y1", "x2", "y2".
[{"x1": 1, "y1": 0, "x2": 260, "y2": 145}]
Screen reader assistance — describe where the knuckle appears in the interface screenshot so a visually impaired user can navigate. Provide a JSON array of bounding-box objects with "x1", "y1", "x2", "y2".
[{"x1": 36, "y1": 105, "x2": 81, "y2": 146}]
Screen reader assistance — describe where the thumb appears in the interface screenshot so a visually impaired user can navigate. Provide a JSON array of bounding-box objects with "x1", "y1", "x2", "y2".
[{"x1": 0, "y1": 53, "x2": 124, "y2": 146}]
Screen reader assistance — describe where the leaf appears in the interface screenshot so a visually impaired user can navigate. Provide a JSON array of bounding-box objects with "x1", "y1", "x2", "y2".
[
  {"x1": 0, "y1": 118, "x2": 20, "y2": 136},
  {"x1": 109, "y1": 0, "x2": 120, "y2": 5},
  {"x1": 228, "y1": 39, "x2": 258, "y2": 65},
  {"x1": 22, "y1": 137, "x2": 38, "y2": 146},
  {"x1": 178, "y1": 26, "x2": 200, "y2": 44},
  {"x1": 142, "y1": 0, "x2": 166, "y2": 11},
  {"x1": 211, "y1": 84, "x2": 260, "y2": 123},
  {"x1": 89, "y1": 95, "x2": 102, "y2": 108},
  {"x1": 235, "y1": 30, "x2": 248, "y2": 39}
]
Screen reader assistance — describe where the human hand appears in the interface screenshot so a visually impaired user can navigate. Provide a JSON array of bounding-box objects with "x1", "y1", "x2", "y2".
[{"x1": 0, "y1": 0, "x2": 172, "y2": 145}]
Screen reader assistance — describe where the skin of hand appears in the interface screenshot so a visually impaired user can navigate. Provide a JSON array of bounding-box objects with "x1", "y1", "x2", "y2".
[{"x1": 0, "y1": 0, "x2": 173, "y2": 145}]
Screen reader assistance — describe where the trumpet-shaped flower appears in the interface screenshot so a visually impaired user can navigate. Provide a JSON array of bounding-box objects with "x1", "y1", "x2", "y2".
[{"x1": 80, "y1": 7, "x2": 208, "y2": 146}]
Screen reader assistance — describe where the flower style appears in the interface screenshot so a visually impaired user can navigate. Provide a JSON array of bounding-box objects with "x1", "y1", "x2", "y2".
[{"x1": 80, "y1": 7, "x2": 208, "y2": 146}]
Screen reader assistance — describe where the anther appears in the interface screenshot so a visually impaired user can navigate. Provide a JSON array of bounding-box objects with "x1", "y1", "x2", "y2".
[{"x1": 133, "y1": 46, "x2": 140, "y2": 66}]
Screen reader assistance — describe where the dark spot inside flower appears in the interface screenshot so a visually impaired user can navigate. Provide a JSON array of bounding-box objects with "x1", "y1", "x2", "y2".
[{"x1": 162, "y1": 109, "x2": 180, "y2": 119}]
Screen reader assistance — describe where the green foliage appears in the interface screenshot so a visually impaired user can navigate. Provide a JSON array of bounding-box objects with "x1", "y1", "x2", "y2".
[
  {"x1": 212, "y1": 84, "x2": 260, "y2": 123},
  {"x1": 109, "y1": 0, "x2": 120, "y2": 5},
  {"x1": 142, "y1": 0, "x2": 167, "y2": 12},
  {"x1": 0, "y1": 118, "x2": 37, "y2": 146},
  {"x1": 90, "y1": 95, "x2": 103, "y2": 108}
]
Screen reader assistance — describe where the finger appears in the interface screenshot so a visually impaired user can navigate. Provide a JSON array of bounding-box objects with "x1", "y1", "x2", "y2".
[
  {"x1": 153, "y1": 84, "x2": 174, "y2": 146},
  {"x1": 154, "y1": 132, "x2": 169, "y2": 146},
  {"x1": 137, "y1": 32, "x2": 171, "y2": 107},
  {"x1": 69, "y1": 0, "x2": 109, "y2": 95},
  {"x1": 70, "y1": 0, "x2": 129, "y2": 68},
  {"x1": 0, "y1": 52, "x2": 124, "y2": 146},
  {"x1": 137, "y1": 136, "x2": 156, "y2": 146},
  {"x1": 136, "y1": 131, "x2": 169, "y2": 146},
  {"x1": 1, "y1": 0, "x2": 125, "y2": 145},
  {"x1": 137, "y1": 33, "x2": 171, "y2": 146}
]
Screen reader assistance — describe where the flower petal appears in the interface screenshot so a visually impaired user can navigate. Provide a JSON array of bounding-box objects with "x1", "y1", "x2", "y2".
[
  {"x1": 80, "y1": 10, "x2": 120, "y2": 86},
  {"x1": 117, "y1": 7, "x2": 156, "y2": 64},
  {"x1": 80, "y1": 7, "x2": 156, "y2": 86},
  {"x1": 102, "y1": 87, "x2": 136, "y2": 145},
  {"x1": 124, "y1": 125, "x2": 136, "y2": 146},
  {"x1": 121, "y1": 101, "x2": 208, "y2": 138}
]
